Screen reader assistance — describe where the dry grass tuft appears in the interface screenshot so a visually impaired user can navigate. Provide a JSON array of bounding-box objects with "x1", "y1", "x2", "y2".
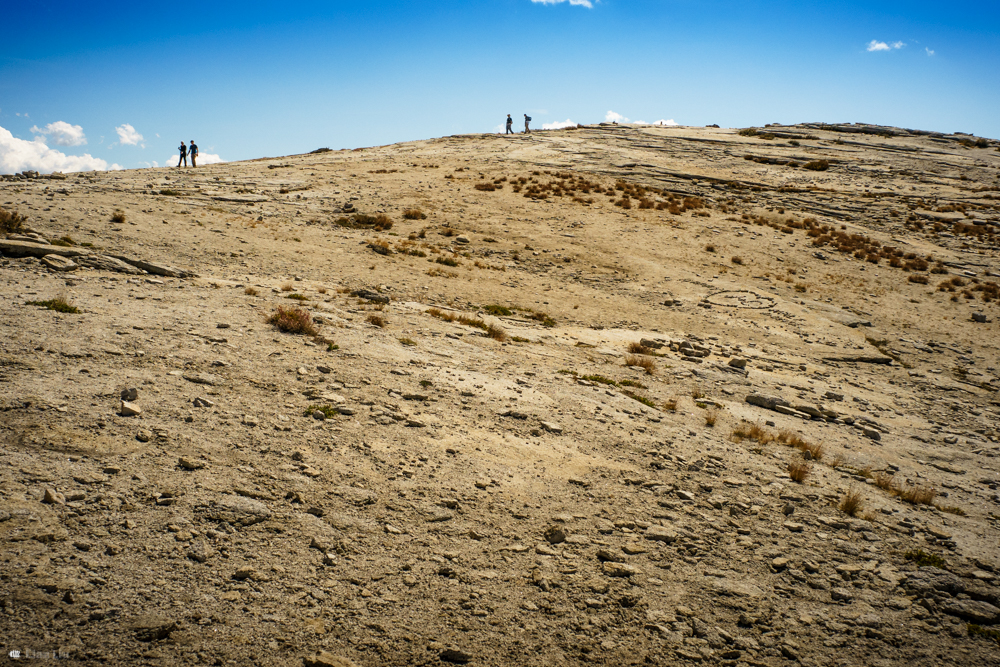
[
  {"x1": 0, "y1": 206, "x2": 28, "y2": 233},
  {"x1": 244, "y1": 286, "x2": 259, "y2": 296},
  {"x1": 627, "y1": 342, "x2": 656, "y2": 355},
  {"x1": 839, "y1": 488, "x2": 864, "y2": 517},
  {"x1": 663, "y1": 397, "x2": 678, "y2": 412},
  {"x1": 731, "y1": 256, "x2": 744, "y2": 265},
  {"x1": 872, "y1": 472, "x2": 937, "y2": 506},
  {"x1": 730, "y1": 421, "x2": 774, "y2": 445},
  {"x1": 788, "y1": 460, "x2": 810, "y2": 484},
  {"x1": 110, "y1": 209, "x2": 127, "y2": 224},
  {"x1": 366, "y1": 314, "x2": 387, "y2": 328},
  {"x1": 704, "y1": 409, "x2": 719, "y2": 427},
  {"x1": 267, "y1": 306, "x2": 318, "y2": 336},
  {"x1": 280, "y1": 282, "x2": 294, "y2": 292},
  {"x1": 486, "y1": 323, "x2": 509, "y2": 342},
  {"x1": 624, "y1": 354, "x2": 656, "y2": 374},
  {"x1": 402, "y1": 209, "x2": 427, "y2": 220}
]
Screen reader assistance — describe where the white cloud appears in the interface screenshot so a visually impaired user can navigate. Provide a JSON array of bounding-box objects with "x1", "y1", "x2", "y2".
[
  {"x1": 115, "y1": 123, "x2": 144, "y2": 147},
  {"x1": 165, "y1": 152, "x2": 225, "y2": 167},
  {"x1": 1, "y1": 125, "x2": 120, "y2": 174},
  {"x1": 926, "y1": 47, "x2": 935, "y2": 56},
  {"x1": 30, "y1": 120, "x2": 87, "y2": 146},
  {"x1": 605, "y1": 110, "x2": 628, "y2": 123},
  {"x1": 531, "y1": 0, "x2": 594, "y2": 7},
  {"x1": 652, "y1": 119, "x2": 678, "y2": 126},
  {"x1": 542, "y1": 119, "x2": 578, "y2": 130},
  {"x1": 867, "y1": 39, "x2": 905, "y2": 52}
]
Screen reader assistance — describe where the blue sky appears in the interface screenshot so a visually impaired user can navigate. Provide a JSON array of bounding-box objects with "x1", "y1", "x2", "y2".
[{"x1": 2, "y1": 0, "x2": 998, "y2": 174}]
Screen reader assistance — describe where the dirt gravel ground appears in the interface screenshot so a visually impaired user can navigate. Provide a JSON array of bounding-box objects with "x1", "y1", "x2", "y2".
[{"x1": 2, "y1": 122, "x2": 1000, "y2": 666}]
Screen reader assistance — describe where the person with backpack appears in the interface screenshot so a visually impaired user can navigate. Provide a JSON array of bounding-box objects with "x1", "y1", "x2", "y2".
[
  {"x1": 177, "y1": 141, "x2": 187, "y2": 168},
  {"x1": 524, "y1": 114, "x2": 531, "y2": 134},
  {"x1": 505, "y1": 114, "x2": 513, "y2": 135},
  {"x1": 189, "y1": 140, "x2": 199, "y2": 167}
]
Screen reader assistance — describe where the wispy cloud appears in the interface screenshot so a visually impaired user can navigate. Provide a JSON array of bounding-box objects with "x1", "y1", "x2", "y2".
[
  {"x1": 926, "y1": 47, "x2": 935, "y2": 56},
  {"x1": 531, "y1": 0, "x2": 594, "y2": 7},
  {"x1": 867, "y1": 39, "x2": 905, "y2": 52},
  {"x1": 542, "y1": 119, "x2": 578, "y2": 130},
  {"x1": 30, "y1": 120, "x2": 87, "y2": 146},
  {"x1": 1, "y1": 125, "x2": 120, "y2": 174},
  {"x1": 115, "y1": 123, "x2": 144, "y2": 147}
]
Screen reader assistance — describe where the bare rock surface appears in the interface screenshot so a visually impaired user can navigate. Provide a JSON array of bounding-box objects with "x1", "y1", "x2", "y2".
[{"x1": 2, "y1": 122, "x2": 1000, "y2": 665}]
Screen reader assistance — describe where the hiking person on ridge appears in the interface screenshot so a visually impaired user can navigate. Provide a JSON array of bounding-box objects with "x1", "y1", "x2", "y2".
[
  {"x1": 189, "y1": 140, "x2": 199, "y2": 167},
  {"x1": 177, "y1": 141, "x2": 187, "y2": 168},
  {"x1": 505, "y1": 114, "x2": 513, "y2": 135},
  {"x1": 524, "y1": 114, "x2": 531, "y2": 134}
]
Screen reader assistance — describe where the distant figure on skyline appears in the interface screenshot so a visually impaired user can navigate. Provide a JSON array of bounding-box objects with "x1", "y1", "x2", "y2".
[
  {"x1": 189, "y1": 140, "x2": 199, "y2": 167},
  {"x1": 505, "y1": 114, "x2": 513, "y2": 135},
  {"x1": 177, "y1": 141, "x2": 187, "y2": 168},
  {"x1": 524, "y1": 114, "x2": 531, "y2": 134}
]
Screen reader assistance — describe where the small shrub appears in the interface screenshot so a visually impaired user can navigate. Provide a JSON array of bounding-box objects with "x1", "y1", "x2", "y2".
[
  {"x1": 267, "y1": 306, "x2": 317, "y2": 336},
  {"x1": 327, "y1": 342, "x2": 339, "y2": 351},
  {"x1": 110, "y1": 209, "x2": 127, "y2": 223},
  {"x1": 839, "y1": 488, "x2": 864, "y2": 517},
  {"x1": 937, "y1": 505, "x2": 966, "y2": 516},
  {"x1": 618, "y1": 379, "x2": 646, "y2": 389},
  {"x1": 280, "y1": 282, "x2": 294, "y2": 292},
  {"x1": 731, "y1": 256, "x2": 744, "y2": 265},
  {"x1": 704, "y1": 409, "x2": 719, "y2": 427},
  {"x1": 402, "y1": 209, "x2": 427, "y2": 220},
  {"x1": 663, "y1": 397, "x2": 678, "y2": 412},
  {"x1": 435, "y1": 256, "x2": 460, "y2": 267},
  {"x1": 968, "y1": 623, "x2": 1000, "y2": 644},
  {"x1": 788, "y1": 460, "x2": 810, "y2": 484},
  {"x1": 244, "y1": 286, "x2": 259, "y2": 296},
  {"x1": 474, "y1": 182, "x2": 497, "y2": 192},
  {"x1": 305, "y1": 405, "x2": 339, "y2": 419},
  {"x1": 803, "y1": 160, "x2": 830, "y2": 172},
  {"x1": 624, "y1": 355, "x2": 656, "y2": 374},
  {"x1": 27, "y1": 297, "x2": 79, "y2": 314},
  {"x1": 419, "y1": 380, "x2": 433, "y2": 388},
  {"x1": 904, "y1": 549, "x2": 946, "y2": 568},
  {"x1": 484, "y1": 304, "x2": 512, "y2": 316},
  {"x1": 286, "y1": 293, "x2": 308, "y2": 301},
  {"x1": 0, "y1": 206, "x2": 28, "y2": 233},
  {"x1": 690, "y1": 387, "x2": 705, "y2": 399},
  {"x1": 705, "y1": 244, "x2": 717, "y2": 253},
  {"x1": 582, "y1": 374, "x2": 617, "y2": 386},
  {"x1": 622, "y1": 390, "x2": 657, "y2": 409},
  {"x1": 731, "y1": 421, "x2": 774, "y2": 445},
  {"x1": 908, "y1": 275, "x2": 929, "y2": 285},
  {"x1": 366, "y1": 314, "x2": 387, "y2": 328},
  {"x1": 399, "y1": 337, "x2": 417, "y2": 346}
]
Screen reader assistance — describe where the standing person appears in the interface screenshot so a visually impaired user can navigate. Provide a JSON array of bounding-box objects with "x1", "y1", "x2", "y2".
[
  {"x1": 524, "y1": 114, "x2": 531, "y2": 134},
  {"x1": 189, "y1": 140, "x2": 199, "y2": 167},
  {"x1": 505, "y1": 114, "x2": 513, "y2": 135},
  {"x1": 177, "y1": 141, "x2": 187, "y2": 168}
]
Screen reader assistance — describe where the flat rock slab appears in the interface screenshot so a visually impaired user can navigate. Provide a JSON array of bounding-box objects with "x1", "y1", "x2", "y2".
[
  {"x1": 183, "y1": 372, "x2": 223, "y2": 386},
  {"x1": 78, "y1": 254, "x2": 146, "y2": 274},
  {"x1": 0, "y1": 239, "x2": 91, "y2": 258},
  {"x1": 41, "y1": 254, "x2": 78, "y2": 271}
]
